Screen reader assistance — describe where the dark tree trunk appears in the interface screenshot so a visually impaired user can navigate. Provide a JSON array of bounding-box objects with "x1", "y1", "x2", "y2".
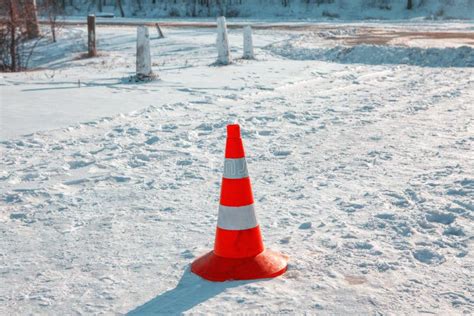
[
  {"x1": 87, "y1": 14, "x2": 97, "y2": 57},
  {"x1": 155, "y1": 23, "x2": 164, "y2": 38},
  {"x1": 50, "y1": 18, "x2": 56, "y2": 42},
  {"x1": 116, "y1": 0, "x2": 125, "y2": 17},
  {"x1": 8, "y1": 0, "x2": 18, "y2": 71},
  {"x1": 407, "y1": 0, "x2": 413, "y2": 10},
  {"x1": 10, "y1": 24, "x2": 17, "y2": 71}
]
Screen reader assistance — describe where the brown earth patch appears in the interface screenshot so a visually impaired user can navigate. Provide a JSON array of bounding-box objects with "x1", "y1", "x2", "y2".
[{"x1": 345, "y1": 275, "x2": 367, "y2": 285}]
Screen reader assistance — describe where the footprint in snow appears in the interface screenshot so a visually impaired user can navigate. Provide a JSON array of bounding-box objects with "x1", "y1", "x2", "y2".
[
  {"x1": 443, "y1": 226, "x2": 465, "y2": 237},
  {"x1": 4, "y1": 193, "x2": 22, "y2": 204},
  {"x1": 68, "y1": 160, "x2": 94, "y2": 169},
  {"x1": 384, "y1": 191, "x2": 410, "y2": 208},
  {"x1": 181, "y1": 250, "x2": 194, "y2": 259},
  {"x1": 258, "y1": 130, "x2": 274, "y2": 136},
  {"x1": 392, "y1": 221, "x2": 413, "y2": 237},
  {"x1": 145, "y1": 136, "x2": 160, "y2": 145},
  {"x1": 412, "y1": 249, "x2": 445, "y2": 265},
  {"x1": 126, "y1": 127, "x2": 141, "y2": 136},
  {"x1": 162, "y1": 124, "x2": 178, "y2": 132},
  {"x1": 356, "y1": 105, "x2": 375, "y2": 112},
  {"x1": 299, "y1": 222, "x2": 312, "y2": 229},
  {"x1": 374, "y1": 213, "x2": 395, "y2": 220},
  {"x1": 195, "y1": 123, "x2": 213, "y2": 131},
  {"x1": 272, "y1": 150, "x2": 292, "y2": 157},
  {"x1": 176, "y1": 159, "x2": 193, "y2": 166},
  {"x1": 352, "y1": 241, "x2": 374, "y2": 250},
  {"x1": 425, "y1": 211, "x2": 456, "y2": 225},
  {"x1": 111, "y1": 176, "x2": 131, "y2": 183},
  {"x1": 10, "y1": 213, "x2": 27, "y2": 220}
]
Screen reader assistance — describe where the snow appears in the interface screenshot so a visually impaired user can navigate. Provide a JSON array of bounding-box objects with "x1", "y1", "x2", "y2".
[{"x1": 1, "y1": 20, "x2": 473, "y2": 315}]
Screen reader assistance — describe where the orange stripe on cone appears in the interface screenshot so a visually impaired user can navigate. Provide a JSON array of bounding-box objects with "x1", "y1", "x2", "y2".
[
  {"x1": 220, "y1": 177, "x2": 254, "y2": 206},
  {"x1": 225, "y1": 125, "x2": 245, "y2": 158},
  {"x1": 191, "y1": 124, "x2": 288, "y2": 282},
  {"x1": 214, "y1": 226, "x2": 264, "y2": 258}
]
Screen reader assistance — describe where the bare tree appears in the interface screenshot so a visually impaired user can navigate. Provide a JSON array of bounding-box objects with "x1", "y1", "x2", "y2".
[
  {"x1": 1, "y1": 0, "x2": 41, "y2": 71},
  {"x1": 0, "y1": 0, "x2": 20, "y2": 71},
  {"x1": 41, "y1": 0, "x2": 64, "y2": 42},
  {"x1": 116, "y1": 0, "x2": 125, "y2": 17},
  {"x1": 24, "y1": 0, "x2": 40, "y2": 39}
]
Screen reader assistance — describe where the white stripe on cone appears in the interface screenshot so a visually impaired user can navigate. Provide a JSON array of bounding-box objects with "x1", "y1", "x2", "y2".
[
  {"x1": 223, "y1": 158, "x2": 249, "y2": 179},
  {"x1": 217, "y1": 204, "x2": 258, "y2": 230}
]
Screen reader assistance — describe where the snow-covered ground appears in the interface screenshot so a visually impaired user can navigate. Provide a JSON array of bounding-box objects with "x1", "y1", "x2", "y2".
[{"x1": 1, "y1": 21, "x2": 473, "y2": 315}]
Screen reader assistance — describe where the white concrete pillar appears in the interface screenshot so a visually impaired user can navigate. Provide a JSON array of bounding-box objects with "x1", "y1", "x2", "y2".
[
  {"x1": 216, "y1": 16, "x2": 231, "y2": 65},
  {"x1": 243, "y1": 25, "x2": 254, "y2": 59},
  {"x1": 136, "y1": 26, "x2": 154, "y2": 80}
]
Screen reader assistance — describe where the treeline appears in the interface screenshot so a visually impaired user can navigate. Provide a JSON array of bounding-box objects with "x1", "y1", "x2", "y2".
[
  {"x1": 38, "y1": 0, "x2": 436, "y2": 18},
  {"x1": 1, "y1": 0, "x2": 63, "y2": 71}
]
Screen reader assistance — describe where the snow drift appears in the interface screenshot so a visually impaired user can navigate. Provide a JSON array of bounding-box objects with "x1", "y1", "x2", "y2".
[{"x1": 266, "y1": 41, "x2": 474, "y2": 67}]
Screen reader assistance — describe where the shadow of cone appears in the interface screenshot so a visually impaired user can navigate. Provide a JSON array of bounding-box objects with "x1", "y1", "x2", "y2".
[
  {"x1": 127, "y1": 267, "x2": 257, "y2": 315},
  {"x1": 191, "y1": 124, "x2": 288, "y2": 282}
]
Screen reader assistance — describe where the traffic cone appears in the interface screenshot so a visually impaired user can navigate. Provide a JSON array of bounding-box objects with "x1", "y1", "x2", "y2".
[{"x1": 191, "y1": 124, "x2": 288, "y2": 282}]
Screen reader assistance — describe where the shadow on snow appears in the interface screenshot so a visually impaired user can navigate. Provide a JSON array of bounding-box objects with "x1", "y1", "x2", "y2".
[{"x1": 127, "y1": 267, "x2": 256, "y2": 315}]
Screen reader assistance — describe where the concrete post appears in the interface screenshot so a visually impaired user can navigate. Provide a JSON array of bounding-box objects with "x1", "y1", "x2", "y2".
[
  {"x1": 243, "y1": 25, "x2": 254, "y2": 59},
  {"x1": 216, "y1": 16, "x2": 231, "y2": 65},
  {"x1": 136, "y1": 26, "x2": 154, "y2": 80}
]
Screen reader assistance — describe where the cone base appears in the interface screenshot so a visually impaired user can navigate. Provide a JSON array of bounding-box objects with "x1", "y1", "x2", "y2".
[{"x1": 191, "y1": 249, "x2": 288, "y2": 282}]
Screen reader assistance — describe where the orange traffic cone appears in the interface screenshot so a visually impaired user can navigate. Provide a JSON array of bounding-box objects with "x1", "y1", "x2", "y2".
[{"x1": 191, "y1": 124, "x2": 288, "y2": 282}]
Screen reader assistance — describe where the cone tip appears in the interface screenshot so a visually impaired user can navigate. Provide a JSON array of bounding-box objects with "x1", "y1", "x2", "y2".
[{"x1": 227, "y1": 124, "x2": 241, "y2": 139}]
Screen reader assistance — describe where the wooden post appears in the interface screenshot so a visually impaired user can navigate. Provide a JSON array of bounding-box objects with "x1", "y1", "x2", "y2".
[
  {"x1": 87, "y1": 14, "x2": 97, "y2": 57},
  {"x1": 155, "y1": 23, "x2": 164, "y2": 39}
]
